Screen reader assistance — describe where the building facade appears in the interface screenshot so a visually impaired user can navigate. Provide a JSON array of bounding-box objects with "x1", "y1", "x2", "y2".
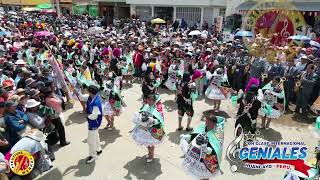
[{"x1": 127, "y1": 0, "x2": 226, "y2": 26}]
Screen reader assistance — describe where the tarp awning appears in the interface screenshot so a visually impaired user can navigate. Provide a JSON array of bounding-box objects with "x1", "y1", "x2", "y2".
[{"x1": 236, "y1": 1, "x2": 320, "y2": 11}]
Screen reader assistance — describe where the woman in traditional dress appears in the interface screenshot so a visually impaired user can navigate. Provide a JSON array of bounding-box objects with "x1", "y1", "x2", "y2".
[
  {"x1": 108, "y1": 58, "x2": 124, "y2": 116},
  {"x1": 164, "y1": 59, "x2": 180, "y2": 91},
  {"x1": 142, "y1": 69, "x2": 164, "y2": 118},
  {"x1": 180, "y1": 114, "x2": 225, "y2": 180},
  {"x1": 176, "y1": 73, "x2": 196, "y2": 131},
  {"x1": 121, "y1": 48, "x2": 134, "y2": 84},
  {"x1": 131, "y1": 95, "x2": 165, "y2": 163},
  {"x1": 205, "y1": 67, "x2": 230, "y2": 112},
  {"x1": 258, "y1": 76, "x2": 285, "y2": 129}
]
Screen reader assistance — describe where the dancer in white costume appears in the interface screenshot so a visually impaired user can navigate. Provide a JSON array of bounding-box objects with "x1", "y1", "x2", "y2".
[
  {"x1": 258, "y1": 76, "x2": 285, "y2": 129},
  {"x1": 180, "y1": 114, "x2": 225, "y2": 180},
  {"x1": 205, "y1": 67, "x2": 231, "y2": 112},
  {"x1": 131, "y1": 95, "x2": 165, "y2": 163}
]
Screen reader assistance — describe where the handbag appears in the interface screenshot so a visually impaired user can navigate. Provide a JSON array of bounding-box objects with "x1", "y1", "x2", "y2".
[{"x1": 148, "y1": 124, "x2": 164, "y2": 141}]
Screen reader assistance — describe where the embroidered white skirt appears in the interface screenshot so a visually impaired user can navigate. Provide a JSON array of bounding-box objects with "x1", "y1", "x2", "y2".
[
  {"x1": 205, "y1": 85, "x2": 226, "y2": 100},
  {"x1": 131, "y1": 127, "x2": 162, "y2": 147}
]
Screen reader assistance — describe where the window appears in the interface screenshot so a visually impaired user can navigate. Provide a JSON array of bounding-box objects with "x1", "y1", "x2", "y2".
[
  {"x1": 176, "y1": 7, "x2": 201, "y2": 27},
  {"x1": 219, "y1": 8, "x2": 226, "y2": 17}
]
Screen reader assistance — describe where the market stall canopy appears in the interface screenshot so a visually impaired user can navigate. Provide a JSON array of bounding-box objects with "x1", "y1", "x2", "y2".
[
  {"x1": 236, "y1": 1, "x2": 320, "y2": 11},
  {"x1": 151, "y1": 18, "x2": 166, "y2": 24},
  {"x1": 36, "y1": 3, "x2": 52, "y2": 9}
]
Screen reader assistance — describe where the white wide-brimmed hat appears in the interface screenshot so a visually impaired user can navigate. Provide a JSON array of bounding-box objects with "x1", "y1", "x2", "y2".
[
  {"x1": 15, "y1": 59, "x2": 26, "y2": 65},
  {"x1": 25, "y1": 129, "x2": 45, "y2": 142},
  {"x1": 25, "y1": 99, "x2": 41, "y2": 108}
]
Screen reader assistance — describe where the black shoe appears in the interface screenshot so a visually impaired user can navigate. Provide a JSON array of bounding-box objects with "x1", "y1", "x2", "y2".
[
  {"x1": 85, "y1": 156, "x2": 97, "y2": 164},
  {"x1": 97, "y1": 150, "x2": 102, "y2": 156},
  {"x1": 60, "y1": 141, "x2": 70, "y2": 147}
]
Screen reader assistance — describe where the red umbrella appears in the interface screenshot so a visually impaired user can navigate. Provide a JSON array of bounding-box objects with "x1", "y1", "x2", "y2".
[{"x1": 34, "y1": 31, "x2": 51, "y2": 37}]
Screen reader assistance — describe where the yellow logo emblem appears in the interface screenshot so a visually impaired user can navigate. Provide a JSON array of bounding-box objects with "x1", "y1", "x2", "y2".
[{"x1": 9, "y1": 150, "x2": 35, "y2": 176}]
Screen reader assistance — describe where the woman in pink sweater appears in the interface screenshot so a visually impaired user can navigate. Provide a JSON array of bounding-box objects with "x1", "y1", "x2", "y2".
[{"x1": 44, "y1": 88, "x2": 63, "y2": 113}]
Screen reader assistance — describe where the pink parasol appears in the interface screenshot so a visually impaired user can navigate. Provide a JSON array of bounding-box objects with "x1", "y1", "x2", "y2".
[{"x1": 34, "y1": 31, "x2": 51, "y2": 37}]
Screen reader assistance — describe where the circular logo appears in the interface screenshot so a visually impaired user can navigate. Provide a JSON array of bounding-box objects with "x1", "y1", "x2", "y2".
[
  {"x1": 242, "y1": 0, "x2": 306, "y2": 62},
  {"x1": 9, "y1": 150, "x2": 35, "y2": 176}
]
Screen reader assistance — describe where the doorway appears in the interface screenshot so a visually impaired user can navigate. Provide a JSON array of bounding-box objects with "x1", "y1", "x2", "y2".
[{"x1": 154, "y1": 7, "x2": 173, "y2": 22}]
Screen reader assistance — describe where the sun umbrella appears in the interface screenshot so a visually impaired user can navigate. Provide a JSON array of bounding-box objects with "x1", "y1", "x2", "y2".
[
  {"x1": 235, "y1": 30, "x2": 253, "y2": 37},
  {"x1": 7, "y1": 11, "x2": 17, "y2": 15},
  {"x1": 22, "y1": 7, "x2": 40, "y2": 12},
  {"x1": 34, "y1": 31, "x2": 51, "y2": 37},
  {"x1": 188, "y1": 30, "x2": 202, "y2": 36},
  {"x1": 36, "y1": 3, "x2": 52, "y2": 9},
  {"x1": 151, "y1": 18, "x2": 166, "y2": 24},
  {"x1": 41, "y1": 9, "x2": 56, "y2": 14},
  {"x1": 309, "y1": 40, "x2": 320, "y2": 48},
  {"x1": 87, "y1": 27, "x2": 105, "y2": 35},
  {"x1": 287, "y1": 35, "x2": 311, "y2": 41}
]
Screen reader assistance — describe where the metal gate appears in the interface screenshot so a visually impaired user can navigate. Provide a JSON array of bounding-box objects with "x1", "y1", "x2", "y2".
[{"x1": 176, "y1": 7, "x2": 201, "y2": 27}]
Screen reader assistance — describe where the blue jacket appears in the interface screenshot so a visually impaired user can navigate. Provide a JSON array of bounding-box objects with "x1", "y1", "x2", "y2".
[
  {"x1": 86, "y1": 94, "x2": 103, "y2": 130},
  {"x1": 4, "y1": 110, "x2": 29, "y2": 133}
]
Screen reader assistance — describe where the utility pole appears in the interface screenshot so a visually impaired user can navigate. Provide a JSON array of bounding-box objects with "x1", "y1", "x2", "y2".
[{"x1": 56, "y1": 0, "x2": 61, "y2": 17}]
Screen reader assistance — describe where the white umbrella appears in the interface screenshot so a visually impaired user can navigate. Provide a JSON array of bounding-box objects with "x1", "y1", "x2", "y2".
[
  {"x1": 87, "y1": 27, "x2": 105, "y2": 35},
  {"x1": 188, "y1": 30, "x2": 202, "y2": 36},
  {"x1": 8, "y1": 11, "x2": 17, "y2": 15}
]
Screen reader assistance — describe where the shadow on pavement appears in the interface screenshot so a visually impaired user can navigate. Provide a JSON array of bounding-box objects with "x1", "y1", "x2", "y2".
[
  {"x1": 162, "y1": 99, "x2": 177, "y2": 112},
  {"x1": 200, "y1": 110, "x2": 231, "y2": 121},
  {"x1": 123, "y1": 156, "x2": 162, "y2": 180},
  {"x1": 65, "y1": 111, "x2": 87, "y2": 126},
  {"x1": 63, "y1": 159, "x2": 95, "y2": 177},
  {"x1": 291, "y1": 113, "x2": 314, "y2": 124},
  {"x1": 167, "y1": 131, "x2": 185, "y2": 145},
  {"x1": 158, "y1": 88, "x2": 175, "y2": 95},
  {"x1": 259, "y1": 128, "x2": 283, "y2": 142},
  {"x1": 98, "y1": 128, "x2": 122, "y2": 149},
  {"x1": 37, "y1": 168, "x2": 63, "y2": 180}
]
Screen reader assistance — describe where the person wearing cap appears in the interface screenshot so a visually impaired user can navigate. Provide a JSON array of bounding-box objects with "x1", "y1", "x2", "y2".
[
  {"x1": 2, "y1": 80, "x2": 14, "y2": 97},
  {"x1": 85, "y1": 85, "x2": 102, "y2": 164},
  {"x1": 295, "y1": 64, "x2": 318, "y2": 115},
  {"x1": 25, "y1": 99, "x2": 47, "y2": 130},
  {"x1": 295, "y1": 55, "x2": 309, "y2": 73},
  {"x1": 3, "y1": 100, "x2": 30, "y2": 144},
  {"x1": 283, "y1": 60, "x2": 298, "y2": 110}
]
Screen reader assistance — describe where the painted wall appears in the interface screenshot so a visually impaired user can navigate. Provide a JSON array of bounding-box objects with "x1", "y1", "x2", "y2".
[{"x1": 126, "y1": 0, "x2": 226, "y2": 6}]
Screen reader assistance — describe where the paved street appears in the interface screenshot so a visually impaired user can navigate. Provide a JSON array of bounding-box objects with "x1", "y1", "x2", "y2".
[{"x1": 37, "y1": 82, "x2": 318, "y2": 180}]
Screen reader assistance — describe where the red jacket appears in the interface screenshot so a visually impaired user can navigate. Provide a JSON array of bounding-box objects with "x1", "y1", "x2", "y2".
[{"x1": 133, "y1": 51, "x2": 143, "y2": 67}]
